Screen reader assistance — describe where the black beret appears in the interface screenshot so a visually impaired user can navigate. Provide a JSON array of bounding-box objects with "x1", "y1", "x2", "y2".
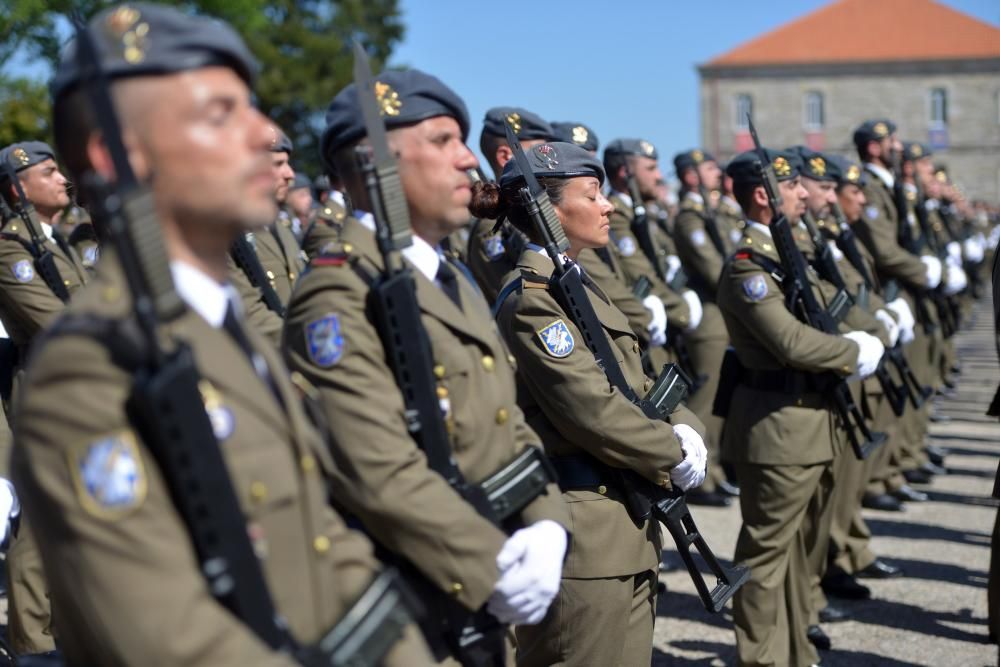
[
  {"x1": 852, "y1": 119, "x2": 897, "y2": 148},
  {"x1": 672, "y1": 148, "x2": 716, "y2": 175},
  {"x1": 482, "y1": 107, "x2": 552, "y2": 142},
  {"x1": 605, "y1": 138, "x2": 658, "y2": 161},
  {"x1": 788, "y1": 145, "x2": 838, "y2": 182},
  {"x1": 903, "y1": 141, "x2": 932, "y2": 162},
  {"x1": 725, "y1": 148, "x2": 800, "y2": 187},
  {"x1": 52, "y1": 3, "x2": 258, "y2": 101},
  {"x1": 826, "y1": 154, "x2": 864, "y2": 188},
  {"x1": 270, "y1": 127, "x2": 293, "y2": 153},
  {"x1": 321, "y1": 68, "x2": 470, "y2": 166},
  {"x1": 290, "y1": 172, "x2": 312, "y2": 191},
  {"x1": 0, "y1": 141, "x2": 56, "y2": 177},
  {"x1": 499, "y1": 142, "x2": 605, "y2": 189},
  {"x1": 550, "y1": 121, "x2": 599, "y2": 152}
]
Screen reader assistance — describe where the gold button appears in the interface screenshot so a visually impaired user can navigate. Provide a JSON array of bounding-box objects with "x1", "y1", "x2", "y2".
[
  {"x1": 450, "y1": 582, "x2": 463, "y2": 595},
  {"x1": 598, "y1": 485, "x2": 608, "y2": 495},
  {"x1": 324, "y1": 207, "x2": 332, "y2": 215},
  {"x1": 313, "y1": 535, "x2": 331, "y2": 554},
  {"x1": 745, "y1": 237, "x2": 753, "y2": 245},
  {"x1": 644, "y1": 378, "x2": 653, "y2": 391},
  {"x1": 266, "y1": 270, "x2": 275, "y2": 279},
  {"x1": 434, "y1": 364, "x2": 446, "y2": 379},
  {"x1": 507, "y1": 354, "x2": 516, "y2": 365},
  {"x1": 481, "y1": 355, "x2": 495, "y2": 372},
  {"x1": 437, "y1": 386, "x2": 449, "y2": 399},
  {"x1": 300, "y1": 455, "x2": 316, "y2": 473},
  {"x1": 633, "y1": 341, "x2": 640, "y2": 353},
  {"x1": 9, "y1": 225, "x2": 17, "y2": 232},
  {"x1": 250, "y1": 481, "x2": 268, "y2": 502},
  {"x1": 343, "y1": 243, "x2": 353, "y2": 253},
  {"x1": 288, "y1": 272, "x2": 296, "y2": 280},
  {"x1": 495, "y1": 408, "x2": 509, "y2": 425},
  {"x1": 63, "y1": 279, "x2": 71, "y2": 286}
]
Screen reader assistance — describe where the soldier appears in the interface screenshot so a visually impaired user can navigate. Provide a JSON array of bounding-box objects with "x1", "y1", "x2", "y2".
[
  {"x1": 0, "y1": 140, "x2": 89, "y2": 656},
  {"x1": 284, "y1": 69, "x2": 571, "y2": 665},
  {"x1": 550, "y1": 121, "x2": 599, "y2": 155},
  {"x1": 481, "y1": 140, "x2": 707, "y2": 666},
  {"x1": 286, "y1": 172, "x2": 315, "y2": 240},
  {"x1": 717, "y1": 148, "x2": 884, "y2": 666},
  {"x1": 13, "y1": 5, "x2": 432, "y2": 664}
]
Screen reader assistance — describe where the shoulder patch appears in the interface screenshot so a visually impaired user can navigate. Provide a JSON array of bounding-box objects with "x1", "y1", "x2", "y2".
[
  {"x1": 742, "y1": 274, "x2": 768, "y2": 301},
  {"x1": 485, "y1": 234, "x2": 506, "y2": 261},
  {"x1": 616, "y1": 236, "x2": 636, "y2": 257},
  {"x1": 536, "y1": 319, "x2": 575, "y2": 358},
  {"x1": 306, "y1": 313, "x2": 344, "y2": 367},
  {"x1": 70, "y1": 431, "x2": 147, "y2": 519},
  {"x1": 865, "y1": 206, "x2": 879, "y2": 221},
  {"x1": 83, "y1": 245, "x2": 100, "y2": 266},
  {"x1": 691, "y1": 229, "x2": 707, "y2": 246},
  {"x1": 11, "y1": 259, "x2": 34, "y2": 283}
]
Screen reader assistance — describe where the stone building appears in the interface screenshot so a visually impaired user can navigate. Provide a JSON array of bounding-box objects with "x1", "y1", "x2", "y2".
[{"x1": 698, "y1": 0, "x2": 1000, "y2": 202}]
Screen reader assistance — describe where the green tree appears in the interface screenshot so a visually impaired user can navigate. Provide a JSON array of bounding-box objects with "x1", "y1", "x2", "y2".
[
  {"x1": 0, "y1": 74, "x2": 52, "y2": 149},
  {"x1": 0, "y1": 0, "x2": 405, "y2": 177}
]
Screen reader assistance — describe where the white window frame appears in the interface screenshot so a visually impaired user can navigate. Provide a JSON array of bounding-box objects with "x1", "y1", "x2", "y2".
[
  {"x1": 734, "y1": 94, "x2": 752, "y2": 131},
  {"x1": 803, "y1": 91, "x2": 824, "y2": 131},
  {"x1": 929, "y1": 88, "x2": 948, "y2": 128}
]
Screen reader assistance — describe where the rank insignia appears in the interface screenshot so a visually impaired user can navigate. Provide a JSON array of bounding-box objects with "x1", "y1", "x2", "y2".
[
  {"x1": 306, "y1": 313, "x2": 344, "y2": 368},
  {"x1": 846, "y1": 165, "x2": 860, "y2": 183},
  {"x1": 71, "y1": 431, "x2": 147, "y2": 519},
  {"x1": 12, "y1": 259, "x2": 34, "y2": 283},
  {"x1": 640, "y1": 140, "x2": 655, "y2": 157},
  {"x1": 505, "y1": 112, "x2": 522, "y2": 134},
  {"x1": 485, "y1": 234, "x2": 506, "y2": 260},
  {"x1": 691, "y1": 229, "x2": 707, "y2": 246},
  {"x1": 571, "y1": 126, "x2": 588, "y2": 145},
  {"x1": 742, "y1": 275, "x2": 768, "y2": 301},
  {"x1": 865, "y1": 206, "x2": 879, "y2": 220},
  {"x1": 537, "y1": 319, "x2": 575, "y2": 358},
  {"x1": 809, "y1": 157, "x2": 826, "y2": 176},
  {"x1": 105, "y1": 6, "x2": 149, "y2": 64},
  {"x1": 773, "y1": 156, "x2": 791, "y2": 177},
  {"x1": 12, "y1": 148, "x2": 29, "y2": 167},
  {"x1": 617, "y1": 236, "x2": 636, "y2": 257},
  {"x1": 374, "y1": 81, "x2": 402, "y2": 117}
]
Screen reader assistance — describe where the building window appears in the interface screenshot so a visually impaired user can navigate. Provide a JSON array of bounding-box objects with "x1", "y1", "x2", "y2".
[
  {"x1": 804, "y1": 91, "x2": 824, "y2": 130},
  {"x1": 930, "y1": 88, "x2": 948, "y2": 127},
  {"x1": 735, "y1": 94, "x2": 752, "y2": 130}
]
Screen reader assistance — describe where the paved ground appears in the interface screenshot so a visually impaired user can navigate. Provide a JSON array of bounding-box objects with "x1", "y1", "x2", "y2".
[{"x1": 653, "y1": 297, "x2": 999, "y2": 667}]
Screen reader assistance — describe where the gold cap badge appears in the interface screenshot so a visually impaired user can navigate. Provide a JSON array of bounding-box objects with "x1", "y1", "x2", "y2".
[
  {"x1": 910, "y1": 144, "x2": 922, "y2": 157},
  {"x1": 809, "y1": 157, "x2": 826, "y2": 176},
  {"x1": 105, "y1": 6, "x2": 149, "y2": 64},
  {"x1": 571, "y1": 126, "x2": 588, "y2": 145},
  {"x1": 773, "y1": 156, "x2": 791, "y2": 177},
  {"x1": 846, "y1": 165, "x2": 860, "y2": 182},
  {"x1": 692, "y1": 149, "x2": 704, "y2": 163},
  {"x1": 873, "y1": 122, "x2": 888, "y2": 137},
  {"x1": 374, "y1": 81, "x2": 402, "y2": 117},
  {"x1": 640, "y1": 140, "x2": 655, "y2": 157},
  {"x1": 505, "y1": 112, "x2": 522, "y2": 134},
  {"x1": 11, "y1": 148, "x2": 30, "y2": 167}
]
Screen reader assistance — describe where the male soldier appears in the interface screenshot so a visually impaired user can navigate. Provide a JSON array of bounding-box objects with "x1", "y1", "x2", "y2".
[
  {"x1": 230, "y1": 127, "x2": 306, "y2": 345},
  {"x1": 467, "y1": 107, "x2": 553, "y2": 303},
  {"x1": 286, "y1": 172, "x2": 315, "y2": 239},
  {"x1": 550, "y1": 121, "x2": 599, "y2": 155},
  {"x1": 13, "y1": 5, "x2": 432, "y2": 664},
  {"x1": 718, "y1": 148, "x2": 884, "y2": 666},
  {"x1": 717, "y1": 168, "x2": 746, "y2": 246},
  {"x1": 0, "y1": 140, "x2": 89, "y2": 656},
  {"x1": 283, "y1": 69, "x2": 570, "y2": 665},
  {"x1": 603, "y1": 139, "x2": 734, "y2": 506}
]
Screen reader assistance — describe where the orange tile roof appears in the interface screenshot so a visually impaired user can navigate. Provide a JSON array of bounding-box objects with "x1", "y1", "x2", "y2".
[{"x1": 704, "y1": 0, "x2": 1000, "y2": 68}]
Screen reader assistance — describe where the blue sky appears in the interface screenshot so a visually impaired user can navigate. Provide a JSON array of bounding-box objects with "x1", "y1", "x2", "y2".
[{"x1": 391, "y1": 0, "x2": 999, "y2": 175}]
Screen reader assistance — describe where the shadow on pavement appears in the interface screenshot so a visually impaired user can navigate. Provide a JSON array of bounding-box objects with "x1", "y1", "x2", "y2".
[
  {"x1": 653, "y1": 640, "x2": 734, "y2": 665},
  {"x1": 865, "y1": 518, "x2": 991, "y2": 546},
  {"x1": 924, "y1": 489, "x2": 999, "y2": 508},
  {"x1": 819, "y1": 647, "x2": 925, "y2": 666},
  {"x1": 841, "y1": 597, "x2": 990, "y2": 645},
  {"x1": 883, "y1": 556, "x2": 987, "y2": 587},
  {"x1": 655, "y1": 590, "x2": 735, "y2": 631},
  {"x1": 943, "y1": 466, "x2": 998, "y2": 479}
]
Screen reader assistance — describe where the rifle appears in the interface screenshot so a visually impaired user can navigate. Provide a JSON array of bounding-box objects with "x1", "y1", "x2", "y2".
[
  {"x1": 831, "y1": 204, "x2": 931, "y2": 410},
  {"x1": 911, "y1": 185, "x2": 960, "y2": 337},
  {"x1": 693, "y1": 172, "x2": 728, "y2": 259},
  {"x1": 73, "y1": 18, "x2": 417, "y2": 667},
  {"x1": 1, "y1": 163, "x2": 71, "y2": 302},
  {"x1": 352, "y1": 44, "x2": 557, "y2": 666},
  {"x1": 230, "y1": 234, "x2": 286, "y2": 317},
  {"x1": 504, "y1": 122, "x2": 748, "y2": 613},
  {"x1": 800, "y1": 213, "x2": 906, "y2": 417},
  {"x1": 746, "y1": 118, "x2": 886, "y2": 460},
  {"x1": 888, "y1": 155, "x2": 938, "y2": 336}
]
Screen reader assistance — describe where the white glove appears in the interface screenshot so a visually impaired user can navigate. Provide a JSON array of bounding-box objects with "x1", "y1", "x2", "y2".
[
  {"x1": 920, "y1": 255, "x2": 942, "y2": 289},
  {"x1": 642, "y1": 295, "x2": 667, "y2": 347},
  {"x1": 964, "y1": 235, "x2": 985, "y2": 263},
  {"x1": 873, "y1": 309, "x2": 900, "y2": 347},
  {"x1": 827, "y1": 240, "x2": 844, "y2": 262},
  {"x1": 0, "y1": 478, "x2": 20, "y2": 549},
  {"x1": 943, "y1": 266, "x2": 967, "y2": 296},
  {"x1": 681, "y1": 290, "x2": 702, "y2": 332},
  {"x1": 487, "y1": 520, "x2": 567, "y2": 625},
  {"x1": 843, "y1": 330, "x2": 885, "y2": 380},
  {"x1": 946, "y1": 241, "x2": 962, "y2": 264},
  {"x1": 664, "y1": 255, "x2": 682, "y2": 285},
  {"x1": 669, "y1": 424, "x2": 707, "y2": 491},
  {"x1": 886, "y1": 298, "x2": 915, "y2": 344}
]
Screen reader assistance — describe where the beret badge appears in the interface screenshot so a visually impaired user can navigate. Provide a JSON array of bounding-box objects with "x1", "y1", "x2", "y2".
[
  {"x1": 809, "y1": 157, "x2": 826, "y2": 176},
  {"x1": 12, "y1": 148, "x2": 30, "y2": 167},
  {"x1": 873, "y1": 122, "x2": 889, "y2": 137},
  {"x1": 910, "y1": 144, "x2": 923, "y2": 157},
  {"x1": 505, "y1": 112, "x2": 522, "y2": 134},
  {"x1": 639, "y1": 140, "x2": 655, "y2": 157},
  {"x1": 571, "y1": 126, "x2": 588, "y2": 145},
  {"x1": 536, "y1": 144, "x2": 559, "y2": 170},
  {"x1": 374, "y1": 81, "x2": 402, "y2": 117},
  {"x1": 935, "y1": 170, "x2": 947, "y2": 183},
  {"x1": 105, "y1": 6, "x2": 149, "y2": 64},
  {"x1": 773, "y1": 156, "x2": 791, "y2": 177},
  {"x1": 691, "y1": 149, "x2": 704, "y2": 163},
  {"x1": 846, "y1": 165, "x2": 860, "y2": 182}
]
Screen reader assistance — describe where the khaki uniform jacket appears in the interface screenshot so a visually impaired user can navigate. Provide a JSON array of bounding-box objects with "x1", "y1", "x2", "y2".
[
  {"x1": 673, "y1": 193, "x2": 732, "y2": 301},
  {"x1": 11, "y1": 251, "x2": 391, "y2": 667},
  {"x1": 716, "y1": 196, "x2": 746, "y2": 246},
  {"x1": 718, "y1": 224, "x2": 859, "y2": 466},
  {"x1": 283, "y1": 217, "x2": 569, "y2": 612},
  {"x1": 576, "y1": 247, "x2": 652, "y2": 345},
  {"x1": 495, "y1": 249, "x2": 705, "y2": 579},
  {"x1": 0, "y1": 219, "x2": 88, "y2": 348},
  {"x1": 857, "y1": 170, "x2": 930, "y2": 289},
  {"x1": 466, "y1": 217, "x2": 512, "y2": 305}
]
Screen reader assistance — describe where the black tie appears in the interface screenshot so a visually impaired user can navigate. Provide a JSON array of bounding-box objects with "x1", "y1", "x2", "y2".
[
  {"x1": 436, "y1": 259, "x2": 462, "y2": 310},
  {"x1": 222, "y1": 302, "x2": 284, "y2": 408}
]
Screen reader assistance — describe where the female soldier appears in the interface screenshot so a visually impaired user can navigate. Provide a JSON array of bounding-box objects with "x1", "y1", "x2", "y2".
[{"x1": 473, "y1": 142, "x2": 708, "y2": 666}]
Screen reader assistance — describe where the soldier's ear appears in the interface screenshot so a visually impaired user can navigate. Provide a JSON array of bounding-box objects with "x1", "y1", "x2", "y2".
[
  {"x1": 86, "y1": 129, "x2": 150, "y2": 183},
  {"x1": 752, "y1": 184, "x2": 769, "y2": 209}
]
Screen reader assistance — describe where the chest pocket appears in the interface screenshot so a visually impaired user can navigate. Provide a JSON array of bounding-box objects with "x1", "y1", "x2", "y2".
[{"x1": 227, "y1": 441, "x2": 301, "y2": 521}]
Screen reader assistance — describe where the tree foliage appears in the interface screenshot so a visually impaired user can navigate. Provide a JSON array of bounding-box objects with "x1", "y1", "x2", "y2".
[{"x1": 0, "y1": 0, "x2": 405, "y2": 177}]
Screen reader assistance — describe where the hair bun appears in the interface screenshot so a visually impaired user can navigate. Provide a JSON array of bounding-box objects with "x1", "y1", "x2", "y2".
[{"x1": 469, "y1": 180, "x2": 506, "y2": 221}]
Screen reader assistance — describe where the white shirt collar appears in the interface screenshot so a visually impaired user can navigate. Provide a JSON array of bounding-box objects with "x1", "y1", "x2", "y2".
[
  {"x1": 170, "y1": 260, "x2": 240, "y2": 328},
  {"x1": 526, "y1": 242, "x2": 574, "y2": 270},
  {"x1": 40, "y1": 222, "x2": 54, "y2": 242},
  {"x1": 864, "y1": 162, "x2": 894, "y2": 189},
  {"x1": 684, "y1": 191, "x2": 705, "y2": 205},
  {"x1": 746, "y1": 220, "x2": 772, "y2": 238},
  {"x1": 401, "y1": 234, "x2": 441, "y2": 283},
  {"x1": 330, "y1": 190, "x2": 347, "y2": 207},
  {"x1": 355, "y1": 210, "x2": 376, "y2": 231}
]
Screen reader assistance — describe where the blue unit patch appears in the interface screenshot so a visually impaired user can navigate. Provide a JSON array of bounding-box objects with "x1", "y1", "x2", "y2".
[
  {"x1": 208, "y1": 406, "x2": 235, "y2": 441},
  {"x1": 72, "y1": 432, "x2": 147, "y2": 519},
  {"x1": 12, "y1": 259, "x2": 34, "y2": 283},
  {"x1": 865, "y1": 206, "x2": 879, "y2": 221},
  {"x1": 83, "y1": 245, "x2": 100, "y2": 265},
  {"x1": 306, "y1": 313, "x2": 344, "y2": 368},
  {"x1": 536, "y1": 319, "x2": 575, "y2": 358},
  {"x1": 617, "y1": 236, "x2": 636, "y2": 257},
  {"x1": 485, "y1": 234, "x2": 506, "y2": 261},
  {"x1": 742, "y1": 274, "x2": 768, "y2": 302}
]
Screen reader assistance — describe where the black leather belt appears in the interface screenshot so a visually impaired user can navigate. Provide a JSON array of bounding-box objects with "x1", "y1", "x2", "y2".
[
  {"x1": 549, "y1": 454, "x2": 617, "y2": 491},
  {"x1": 480, "y1": 445, "x2": 558, "y2": 522},
  {"x1": 741, "y1": 368, "x2": 827, "y2": 394}
]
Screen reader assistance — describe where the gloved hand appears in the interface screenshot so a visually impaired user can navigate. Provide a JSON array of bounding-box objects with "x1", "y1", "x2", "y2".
[
  {"x1": 874, "y1": 309, "x2": 900, "y2": 347},
  {"x1": 669, "y1": 424, "x2": 707, "y2": 491},
  {"x1": 681, "y1": 290, "x2": 703, "y2": 332},
  {"x1": 0, "y1": 478, "x2": 20, "y2": 549},
  {"x1": 943, "y1": 266, "x2": 967, "y2": 296},
  {"x1": 827, "y1": 240, "x2": 844, "y2": 262},
  {"x1": 964, "y1": 235, "x2": 985, "y2": 263},
  {"x1": 920, "y1": 255, "x2": 942, "y2": 288},
  {"x1": 664, "y1": 255, "x2": 682, "y2": 285},
  {"x1": 487, "y1": 520, "x2": 567, "y2": 625},
  {"x1": 642, "y1": 294, "x2": 667, "y2": 347},
  {"x1": 886, "y1": 298, "x2": 915, "y2": 344},
  {"x1": 843, "y1": 330, "x2": 885, "y2": 380},
  {"x1": 946, "y1": 241, "x2": 962, "y2": 264}
]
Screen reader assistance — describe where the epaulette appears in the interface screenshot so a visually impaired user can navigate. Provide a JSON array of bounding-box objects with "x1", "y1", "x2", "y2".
[
  {"x1": 309, "y1": 242, "x2": 354, "y2": 268},
  {"x1": 315, "y1": 204, "x2": 347, "y2": 225},
  {"x1": 491, "y1": 270, "x2": 548, "y2": 319},
  {"x1": 0, "y1": 232, "x2": 36, "y2": 255},
  {"x1": 520, "y1": 269, "x2": 548, "y2": 288},
  {"x1": 733, "y1": 248, "x2": 785, "y2": 282}
]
